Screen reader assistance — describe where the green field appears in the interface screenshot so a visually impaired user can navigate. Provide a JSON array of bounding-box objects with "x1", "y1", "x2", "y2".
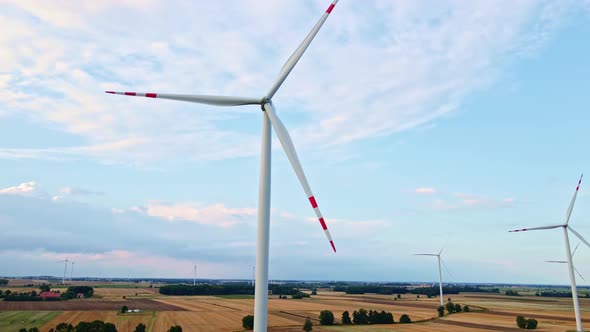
[{"x1": 0, "y1": 311, "x2": 61, "y2": 332}]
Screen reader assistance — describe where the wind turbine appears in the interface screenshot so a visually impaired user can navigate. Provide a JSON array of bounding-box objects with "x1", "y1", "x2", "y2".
[
  {"x1": 414, "y1": 249, "x2": 446, "y2": 306},
  {"x1": 510, "y1": 174, "x2": 586, "y2": 332},
  {"x1": 70, "y1": 261, "x2": 75, "y2": 282},
  {"x1": 58, "y1": 258, "x2": 69, "y2": 284},
  {"x1": 192, "y1": 265, "x2": 197, "y2": 286},
  {"x1": 546, "y1": 243, "x2": 585, "y2": 281},
  {"x1": 106, "y1": 2, "x2": 339, "y2": 330}
]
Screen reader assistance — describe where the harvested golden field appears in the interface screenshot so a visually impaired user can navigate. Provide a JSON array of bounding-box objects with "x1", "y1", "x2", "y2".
[
  {"x1": 4, "y1": 285, "x2": 590, "y2": 331},
  {"x1": 39, "y1": 311, "x2": 154, "y2": 332}
]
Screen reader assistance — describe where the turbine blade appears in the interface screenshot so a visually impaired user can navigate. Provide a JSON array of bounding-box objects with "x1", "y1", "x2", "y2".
[
  {"x1": 545, "y1": 260, "x2": 567, "y2": 263},
  {"x1": 565, "y1": 174, "x2": 583, "y2": 225},
  {"x1": 105, "y1": 91, "x2": 262, "y2": 106},
  {"x1": 575, "y1": 266, "x2": 586, "y2": 281},
  {"x1": 413, "y1": 254, "x2": 438, "y2": 256},
  {"x1": 572, "y1": 243, "x2": 581, "y2": 258},
  {"x1": 266, "y1": 0, "x2": 338, "y2": 99},
  {"x1": 263, "y1": 103, "x2": 335, "y2": 252},
  {"x1": 439, "y1": 248, "x2": 444, "y2": 256},
  {"x1": 440, "y1": 258, "x2": 455, "y2": 280},
  {"x1": 509, "y1": 224, "x2": 563, "y2": 232},
  {"x1": 568, "y1": 226, "x2": 590, "y2": 249}
]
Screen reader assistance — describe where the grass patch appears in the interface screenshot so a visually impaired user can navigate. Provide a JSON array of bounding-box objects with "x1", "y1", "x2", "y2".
[
  {"x1": 215, "y1": 294, "x2": 254, "y2": 299},
  {"x1": 0, "y1": 311, "x2": 61, "y2": 332}
]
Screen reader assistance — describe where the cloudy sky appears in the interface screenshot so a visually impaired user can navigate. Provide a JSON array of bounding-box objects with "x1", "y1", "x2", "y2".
[{"x1": 1, "y1": 0, "x2": 589, "y2": 284}]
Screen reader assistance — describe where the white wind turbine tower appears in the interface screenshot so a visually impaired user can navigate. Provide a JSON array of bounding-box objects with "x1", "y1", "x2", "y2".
[
  {"x1": 58, "y1": 258, "x2": 69, "y2": 284},
  {"x1": 106, "y1": 2, "x2": 339, "y2": 330},
  {"x1": 414, "y1": 249, "x2": 446, "y2": 306},
  {"x1": 546, "y1": 243, "x2": 585, "y2": 281},
  {"x1": 510, "y1": 175, "x2": 587, "y2": 332},
  {"x1": 193, "y1": 265, "x2": 197, "y2": 286},
  {"x1": 70, "y1": 261, "x2": 75, "y2": 282}
]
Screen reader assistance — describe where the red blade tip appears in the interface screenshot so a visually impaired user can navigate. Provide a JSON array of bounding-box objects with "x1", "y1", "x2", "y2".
[
  {"x1": 105, "y1": 91, "x2": 115, "y2": 94},
  {"x1": 330, "y1": 241, "x2": 336, "y2": 252}
]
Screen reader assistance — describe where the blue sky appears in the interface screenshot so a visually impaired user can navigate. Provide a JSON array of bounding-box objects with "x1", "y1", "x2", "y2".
[{"x1": 0, "y1": 0, "x2": 589, "y2": 284}]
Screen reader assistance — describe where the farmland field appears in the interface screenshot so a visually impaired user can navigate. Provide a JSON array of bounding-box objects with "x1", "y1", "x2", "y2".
[{"x1": 4, "y1": 280, "x2": 590, "y2": 331}]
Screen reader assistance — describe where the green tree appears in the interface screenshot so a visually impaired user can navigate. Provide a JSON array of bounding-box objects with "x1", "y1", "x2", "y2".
[
  {"x1": 319, "y1": 310, "x2": 334, "y2": 325},
  {"x1": 352, "y1": 309, "x2": 369, "y2": 324},
  {"x1": 525, "y1": 319, "x2": 538, "y2": 329},
  {"x1": 39, "y1": 284, "x2": 51, "y2": 292},
  {"x1": 445, "y1": 301, "x2": 456, "y2": 314},
  {"x1": 303, "y1": 318, "x2": 313, "y2": 332},
  {"x1": 463, "y1": 305, "x2": 470, "y2": 312},
  {"x1": 399, "y1": 314, "x2": 411, "y2": 324},
  {"x1": 311, "y1": 288, "x2": 317, "y2": 295},
  {"x1": 242, "y1": 315, "x2": 254, "y2": 330},
  {"x1": 104, "y1": 323, "x2": 117, "y2": 332},
  {"x1": 341, "y1": 311, "x2": 352, "y2": 324},
  {"x1": 168, "y1": 326, "x2": 182, "y2": 332},
  {"x1": 134, "y1": 323, "x2": 146, "y2": 332},
  {"x1": 454, "y1": 303, "x2": 462, "y2": 312},
  {"x1": 396, "y1": 294, "x2": 401, "y2": 299},
  {"x1": 55, "y1": 323, "x2": 73, "y2": 332},
  {"x1": 19, "y1": 329, "x2": 27, "y2": 332},
  {"x1": 28, "y1": 329, "x2": 40, "y2": 332},
  {"x1": 121, "y1": 305, "x2": 128, "y2": 313},
  {"x1": 437, "y1": 306, "x2": 445, "y2": 317},
  {"x1": 516, "y1": 315, "x2": 527, "y2": 329}
]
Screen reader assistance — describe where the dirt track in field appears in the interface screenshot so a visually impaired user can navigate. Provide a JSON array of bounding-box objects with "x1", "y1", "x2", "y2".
[{"x1": 0, "y1": 298, "x2": 186, "y2": 311}]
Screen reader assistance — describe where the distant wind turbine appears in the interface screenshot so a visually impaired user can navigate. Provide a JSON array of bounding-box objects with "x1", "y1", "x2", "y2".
[
  {"x1": 70, "y1": 261, "x2": 75, "y2": 282},
  {"x1": 414, "y1": 248, "x2": 447, "y2": 306},
  {"x1": 58, "y1": 258, "x2": 69, "y2": 284},
  {"x1": 510, "y1": 174, "x2": 586, "y2": 332},
  {"x1": 106, "y1": 2, "x2": 340, "y2": 330},
  {"x1": 193, "y1": 265, "x2": 197, "y2": 286}
]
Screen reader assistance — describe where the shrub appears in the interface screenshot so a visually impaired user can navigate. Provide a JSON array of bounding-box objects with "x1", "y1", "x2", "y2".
[
  {"x1": 445, "y1": 301, "x2": 456, "y2": 314},
  {"x1": 341, "y1": 311, "x2": 352, "y2": 324},
  {"x1": 516, "y1": 315, "x2": 527, "y2": 329},
  {"x1": 311, "y1": 288, "x2": 317, "y2": 295},
  {"x1": 167, "y1": 326, "x2": 182, "y2": 332},
  {"x1": 242, "y1": 315, "x2": 254, "y2": 330},
  {"x1": 134, "y1": 323, "x2": 146, "y2": 332},
  {"x1": 121, "y1": 305, "x2": 128, "y2": 313},
  {"x1": 454, "y1": 303, "x2": 462, "y2": 312},
  {"x1": 399, "y1": 314, "x2": 411, "y2": 324},
  {"x1": 352, "y1": 309, "x2": 369, "y2": 324},
  {"x1": 463, "y1": 305, "x2": 470, "y2": 312},
  {"x1": 437, "y1": 306, "x2": 445, "y2": 317},
  {"x1": 303, "y1": 318, "x2": 313, "y2": 332},
  {"x1": 525, "y1": 318, "x2": 538, "y2": 329},
  {"x1": 319, "y1": 310, "x2": 334, "y2": 325}
]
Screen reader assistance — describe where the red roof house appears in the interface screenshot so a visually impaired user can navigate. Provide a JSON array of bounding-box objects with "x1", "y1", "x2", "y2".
[{"x1": 40, "y1": 291, "x2": 61, "y2": 299}]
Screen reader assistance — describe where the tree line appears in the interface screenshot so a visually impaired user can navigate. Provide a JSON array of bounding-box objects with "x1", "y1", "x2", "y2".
[
  {"x1": 1, "y1": 285, "x2": 93, "y2": 301},
  {"x1": 45, "y1": 320, "x2": 182, "y2": 332},
  {"x1": 333, "y1": 285, "x2": 498, "y2": 295}
]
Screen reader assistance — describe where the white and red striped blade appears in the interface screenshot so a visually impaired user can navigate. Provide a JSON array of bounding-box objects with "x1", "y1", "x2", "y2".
[
  {"x1": 413, "y1": 253, "x2": 438, "y2": 256},
  {"x1": 565, "y1": 174, "x2": 583, "y2": 225},
  {"x1": 568, "y1": 226, "x2": 590, "y2": 249},
  {"x1": 267, "y1": 0, "x2": 338, "y2": 99},
  {"x1": 105, "y1": 91, "x2": 262, "y2": 106},
  {"x1": 263, "y1": 103, "x2": 335, "y2": 252},
  {"x1": 509, "y1": 224, "x2": 563, "y2": 232}
]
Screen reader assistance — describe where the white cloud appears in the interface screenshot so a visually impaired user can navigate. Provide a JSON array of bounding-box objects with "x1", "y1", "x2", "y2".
[
  {"x1": 415, "y1": 187, "x2": 436, "y2": 194},
  {"x1": 134, "y1": 202, "x2": 257, "y2": 228},
  {"x1": 0, "y1": 181, "x2": 39, "y2": 195},
  {"x1": 0, "y1": 1, "x2": 586, "y2": 163}
]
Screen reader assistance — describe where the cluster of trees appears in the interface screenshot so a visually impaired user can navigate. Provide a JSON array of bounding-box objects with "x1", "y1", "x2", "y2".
[
  {"x1": 18, "y1": 329, "x2": 39, "y2": 332},
  {"x1": 333, "y1": 285, "x2": 498, "y2": 296},
  {"x1": 46, "y1": 321, "x2": 117, "y2": 332},
  {"x1": 535, "y1": 291, "x2": 572, "y2": 298},
  {"x1": 351, "y1": 309, "x2": 394, "y2": 324},
  {"x1": 159, "y1": 283, "x2": 306, "y2": 297},
  {"x1": 437, "y1": 302, "x2": 469, "y2": 317},
  {"x1": 516, "y1": 315, "x2": 538, "y2": 329},
  {"x1": 2, "y1": 290, "x2": 47, "y2": 301},
  {"x1": 45, "y1": 321, "x2": 180, "y2": 332},
  {"x1": 0, "y1": 279, "x2": 8, "y2": 285},
  {"x1": 506, "y1": 290, "x2": 521, "y2": 296},
  {"x1": 291, "y1": 291, "x2": 310, "y2": 299},
  {"x1": 61, "y1": 286, "x2": 94, "y2": 300},
  {"x1": 160, "y1": 284, "x2": 254, "y2": 296}
]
